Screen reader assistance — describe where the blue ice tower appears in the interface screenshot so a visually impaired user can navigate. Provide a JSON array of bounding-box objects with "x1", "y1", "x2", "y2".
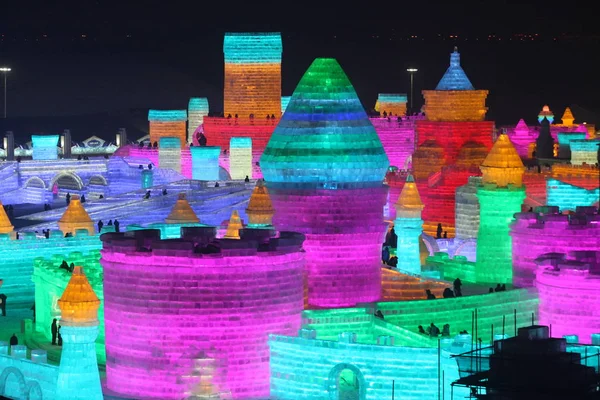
[
  {"x1": 190, "y1": 146, "x2": 221, "y2": 180},
  {"x1": 393, "y1": 174, "x2": 425, "y2": 275},
  {"x1": 56, "y1": 266, "x2": 103, "y2": 400}
]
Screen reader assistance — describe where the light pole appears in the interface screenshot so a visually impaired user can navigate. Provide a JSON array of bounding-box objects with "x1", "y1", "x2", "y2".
[
  {"x1": 0, "y1": 67, "x2": 11, "y2": 119},
  {"x1": 406, "y1": 68, "x2": 418, "y2": 114}
]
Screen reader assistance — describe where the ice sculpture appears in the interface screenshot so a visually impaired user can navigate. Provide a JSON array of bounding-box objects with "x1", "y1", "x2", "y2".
[
  {"x1": 394, "y1": 174, "x2": 424, "y2": 274},
  {"x1": 261, "y1": 58, "x2": 389, "y2": 307},
  {"x1": 188, "y1": 97, "x2": 209, "y2": 145},
  {"x1": 413, "y1": 47, "x2": 493, "y2": 180},
  {"x1": 55, "y1": 266, "x2": 103, "y2": 400},
  {"x1": 223, "y1": 210, "x2": 242, "y2": 239},
  {"x1": 229, "y1": 137, "x2": 252, "y2": 180},
  {"x1": 245, "y1": 180, "x2": 274, "y2": 227},
  {"x1": 101, "y1": 228, "x2": 305, "y2": 399},
  {"x1": 223, "y1": 32, "x2": 282, "y2": 118},
  {"x1": 557, "y1": 132, "x2": 587, "y2": 159},
  {"x1": 455, "y1": 176, "x2": 482, "y2": 240},
  {"x1": 58, "y1": 195, "x2": 95, "y2": 236},
  {"x1": 375, "y1": 93, "x2": 407, "y2": 116},
  {"x1": 159, "y1": 137, "x2": 182, "y2": 173},
  {"x1": 165, "y1": 193, "x2": 200, "y2": 224},
  {"x1": 560, "y1": 107, "x2": 575, "y2": 126},
  {"x1": 570, "y1": 139, "x2": 600, "y2": 165},
  {"x1": 190, "y1": 146, "x2": 221, "y2": 180},
  {"x1": 536, "y1": 251, "x2": 600, "y2": 344},
  {"x1": 511, "y1": 206, "x2": 600, "y2": 287},
  {"x1": 0, "y1": 200, "x2": 14, "y2": 234},
  {"x1": 475, "y1": 134, "x2": 525, "y2": 284},
  {"x1": 148, "y1": 109, "x2": 187, "y2": 148},
  {"x1": 32, "y1": 134, "x2": 59, "y2": 160},
  {"x1": 538, "y1": 104, "x2": 554, "y2": 124}
]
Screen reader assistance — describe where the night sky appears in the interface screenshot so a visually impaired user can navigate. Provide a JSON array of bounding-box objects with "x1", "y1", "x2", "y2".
[{"x1": 1, "y1": 1, "x2": 599, "y2": 138}]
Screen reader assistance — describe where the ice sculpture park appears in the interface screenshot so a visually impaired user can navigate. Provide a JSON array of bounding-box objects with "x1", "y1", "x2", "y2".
[{"x1": 0, "y1": 33, "x2": 599, "y2": 400}]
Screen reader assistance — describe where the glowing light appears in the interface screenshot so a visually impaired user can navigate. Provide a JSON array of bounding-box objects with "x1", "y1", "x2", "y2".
[
  {"x1": 101, "y1": 229, "x2": 305, "y2": 399},
  {"x1": 32, "y1": 135, "x2": 60, "y2": 160},
  {"x1": 158, "y1": 137, "x2": 182, "y2": 173},
  {"x1": 188, "y1": 98, "x2": 209, "y2": 145},
  {"x1": 394, "y1": 174, "x2": 424, "y2": 274},
  {"x1": 229, "y1": 137, "x2": 252, "y2": 180},
  {"x1": 261, "y1": 58, "x2": 389, "y2": 307},
  {"x1": 148, "y1": 110, "x2": 187, "y2": 148}
]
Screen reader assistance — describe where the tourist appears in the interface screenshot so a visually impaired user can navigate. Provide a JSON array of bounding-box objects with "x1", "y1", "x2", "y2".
[
  {"x1": 443, "y1": 231, "x2": 447, "y2": 239},
  {"x1": 418, "y1": 325, "x2": 426, "y2": 334},
  {"x1": 66, "y1": 193, "x2": 71, "y2": 205},
  {"x1": 114, "y1": 219, "x2": 120, "y2": 233},
  {"x1": 51, "y1": 318, "x2": 58, "y2": 345},
  {"x1": 9, "y1": 334, "x2": 18, "y2": 346},
  {"x1": 107, "y1": 220, "x2": 113, "y2": 226},
  {"x1": 500, "y1": 284, "x2": 506, "y2": 291},
  {"x1": 60, "y1": 260, "x2": 69, "y2": 271},
  {"x1": 375, "y1": 310, "x2": 384, "y2": 319},
  {"x1": 382, "y1": 246, "x2": 390, "y2": 265},
  {"x1": 443, "y1": 288, "x2": 455, "y2": 298},
  {"x1": 0, "y1": 293, "x2": 6, "y2": 316},
  {"x1": 69, "y1": 263, "x2": 75, "y2": 272},
  {"x1": 436, "y1": 223, "x2": 443, "y2": 239},
  {"x1": 162, "y1": 188, "x2": 167, "y2": 196},
  {"x1": 386, "y1": 256, "x2": 398, "y2": 268},
  {"x1": 453, "y1": 278, "x2": 463, "y2": 297},
  {"x1": 244, "y1": 175, "x2": 250, "y2": 183},
  {"x1": 57, "y1": 325, "x2": 63, "y2": 346},
  {"x1": 429, "y1": 323, "x2": 440, "y2": 337},
  {"x1": 215, "y1": 182, "x2": 220, "y2": 187},
  {"x1": 426, "y1": 289, "x2": 436, "y2": 300},
  {"x1": 495, "y1": 284, "x2": 502, "y2": 292},
  {"x1": 81, "y1": 194, "x2": 86, "y2": 203},
  {"x1": 442, "y1": 324, "x2": 450, "y2": 337},
  {"x1": 97, "y1": 220, "x2": 104, "y2": 233}
]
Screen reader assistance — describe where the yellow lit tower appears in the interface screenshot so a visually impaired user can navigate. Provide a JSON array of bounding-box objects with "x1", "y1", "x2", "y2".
[
  {"x1": 57, "y1": 195, "x2": 95, "y2": 236},
  {"x1": 475, "y1": 134, "x2": 526, "y2": 284},
  {"x1": 56, "y1": 266, "x2": 103, "y2": 400},
  {"x1": 245, "y1": 180, "x2": 275, "y2": 227},
  {"x1": 0, "y1": 200, "x2": 14, "y2": 236}
]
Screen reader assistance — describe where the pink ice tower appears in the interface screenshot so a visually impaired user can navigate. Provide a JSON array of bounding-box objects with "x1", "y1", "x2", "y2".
[
  {"x1": 536, "y1": 250, "x2": 600, "y2": 344},
  {"x1": 510, "y1": 206, "x2": 600, "y2": 287},
  {"x1": 101, "y1": 228, "x2": 305, "y2": 399},
  {"x1": 260, "y1": 58, "x2": 390, "y2": 308}
]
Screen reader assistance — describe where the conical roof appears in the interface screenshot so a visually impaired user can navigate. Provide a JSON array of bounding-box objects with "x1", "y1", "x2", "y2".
[
  {"x1": 165, "y1": 193, "x2": 200, "y2": 224},
  {"x1": 480, "y1": 134, "x2": 525, "y2": 187},
  {"x1": 59, "y1": 196, "x2": 93, "y2": 224},
  {"x1": 58, "y1": 266, "x2": 100, "y2": 326},
  {"x1": 561, "y1": 107, "x2": 575, "y2": 126},
  {"x1": 0, "y1": 201, "x2": 14, "y2": 234},
  {"x1": 224, "y1": 210, "x2": 242, "y2": 239},
  {"x1": 245, "y1": 180, "x2": 274, "y2": 226},
  {"x1": 260, "y1": 58, "x2": 389, "y2": 186},
  {"x1": 435, "y1": 47, "x2": 475, "y2": 90},
  {"x1": 514, "y1": 119, "x2": 529, "y2": 133},
  {"x1": 394, "y1": 174, "x2": 424, "y2": 218}
]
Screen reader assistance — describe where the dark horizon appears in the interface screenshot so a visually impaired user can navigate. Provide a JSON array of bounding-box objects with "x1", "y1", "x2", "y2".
[{"x1": 1, "y1": 1, "x2": 599, "y2": 133}]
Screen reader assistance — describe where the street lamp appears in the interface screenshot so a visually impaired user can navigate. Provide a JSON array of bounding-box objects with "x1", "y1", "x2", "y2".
[
  {"x1": 406, "y1": 68, "x2": 418, "y2": 113},
  {"x1": 0, "y1": 67, "x2": 11, "y2": 119}
]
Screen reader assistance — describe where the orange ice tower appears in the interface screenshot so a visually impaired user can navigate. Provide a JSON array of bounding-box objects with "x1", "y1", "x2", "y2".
[{"x1": 58, "y1": 195, "x2": 95, "y2": 236}]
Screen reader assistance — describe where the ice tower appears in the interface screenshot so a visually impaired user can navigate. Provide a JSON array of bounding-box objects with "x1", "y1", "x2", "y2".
[
  {"x1": 58, "y1": 195, "x2": 95, "y2": 236},
  {"x1": 393, "y1": 174, "x2": 424, "y2": 274},
  {"x1": 475, "y1": 134, "x2": 525, "y2": 284},
  {"x1": 0, "y1": 200, "x2": 14, "y2": 234},
  {"x1": 261, "y1": 58, "x2": 389, "y2": 308},
  {"x1": 245, "y1": 180, "x2": 274, "y2": 227},
  {"x1": 56, "y1": 266, "x2": 102, "y2": 400},
  {"x1": 165, "y1": 193, "x2": 200, "y2": 224}
]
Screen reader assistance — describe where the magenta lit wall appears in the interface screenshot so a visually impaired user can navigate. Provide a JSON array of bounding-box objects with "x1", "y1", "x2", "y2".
[{"x1": 100, "y1": 228, "x2": 305, "y2": 399}]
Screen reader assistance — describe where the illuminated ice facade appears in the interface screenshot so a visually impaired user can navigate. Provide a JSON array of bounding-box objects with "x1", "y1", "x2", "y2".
[
  {"x1": 159, "y1": 137, "x2": 182, "y2": 173},
  {"x1": 32, "y1": 250, "x2": 105, "y2": 362},
  {"x1": 0, "y1": 229, "x2": 100, "y2": 310},
  {"x1": 190, "y1": 146, "x2": 221, "y2": 180},
  {"x1": 414, "y1": 48, "x2": 492, "y2": 178},
  {"x1": 475, "y1": 134, "x2": 525, "y2": 284},
  {"x1": 148, "y1": 110, "x2": 187, "y2": 148},
  {"x1": 370, "y1": 115, "x2": 420, "y2": 170},
  {"x1": 557, "y1": 132, "x2": 587, "y2": 159},
  {"x1": 281, "y1": 96, "x2": 291, "y2": 114},
  {"x1": 511, "y1": 206, "x2": 600, "y2": 287},
  {"x1": 261, "y1": 58, "x2": 389, "y2": 308},
  {"x1": 101, "y1": 228, "x2": 305, "y2": 399},
  {"x1": 375, "y1": 93, "x2": 407, "y2": 116},
  {"x1": 188, "y1": 97, "x2": 209, "y2": 145},
  {"x1": 223, "y1": 32, "x2": 282, "y2": 118},
  {"x1": 506, "y1": 119, "x2": 536, "y2": 157},
  {"x1": 394, "y1": 175, "x2": 424, "y2": 274},
  {"x1": 57, "y1": 195, "x2": 95, "y2": 235},
  {"x1": 229, "y1": 137, "x2": 252, "y2": 180},
  {"x1": 547, "y1": 163, "x2": 600, "y2": 211},
  {"x1": 536, "y1": 251, "x2": 600, "y2": 344},
  {"x1": 55, "y1": 266, "x2": 103, "y2": 400},
  {"x1": 570, "y1": 139, "x2": 600, "y2": 165},
  {"x1": 538, "y1": 104, "x2": 554, "y2": 124},
  {"x1": 455, "y1": 176, "x2": 482, "y2": 239},
  {"x1": 0, "y1": 345, "x2": 58, "y2": 399},
  {"x1": 32, "y1": 134, "x2": 59, "y2": 160},
  {"x1": 270, "y1": 290, "x2": 539, "y2": 400}
]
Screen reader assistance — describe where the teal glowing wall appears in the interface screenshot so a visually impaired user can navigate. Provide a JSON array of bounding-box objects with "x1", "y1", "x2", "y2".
[
  {"x1": 32, "y1": 134, "x2": 59, "y2": 160},
  {"x1": 547, "y1": 178, "x2": 600, "y2": 211},
  {"x1": 223, "y1": 32, "x2": 282, "y2": 63}
]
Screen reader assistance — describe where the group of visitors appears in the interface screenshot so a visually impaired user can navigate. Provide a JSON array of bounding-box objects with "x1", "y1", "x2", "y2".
[
  {"x1": 97, "y1": 219, "x2": 119, "y2": 233},
  {"x1": 418, "y1": 323, "x2": 451, "y2": 338}
]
